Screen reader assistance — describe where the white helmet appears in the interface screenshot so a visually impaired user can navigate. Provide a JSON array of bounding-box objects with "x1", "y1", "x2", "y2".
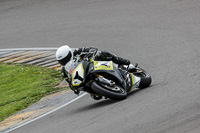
[{"x1": 56, "y1": 45, "x2": 74, "y2": 72}]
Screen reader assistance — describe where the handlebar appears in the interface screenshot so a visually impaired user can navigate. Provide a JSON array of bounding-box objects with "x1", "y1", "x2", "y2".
[{"x1": 74, "y1": 49, "x2": 98, "y2": 62}]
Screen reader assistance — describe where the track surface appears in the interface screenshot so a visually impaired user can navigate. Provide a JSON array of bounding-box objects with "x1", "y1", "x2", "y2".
[{"x1": 1, "y1": 0, "x2": 200, "y2": 133}]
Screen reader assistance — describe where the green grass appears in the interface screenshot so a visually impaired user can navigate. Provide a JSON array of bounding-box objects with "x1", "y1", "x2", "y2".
[{"x1": 0, "y1": 63, "x2": 63, "y2": 122}]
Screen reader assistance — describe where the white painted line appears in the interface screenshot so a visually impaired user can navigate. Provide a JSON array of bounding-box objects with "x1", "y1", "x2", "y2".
[
  {"x1": 0, "y1": 48, "x2": 57, "y2": 51},
  {"x1": 0, "y1": 48, "x2": 75, "y2": 51},
  {"x1": 3, "y1": 92, "x2": 87, "y2": 133}
]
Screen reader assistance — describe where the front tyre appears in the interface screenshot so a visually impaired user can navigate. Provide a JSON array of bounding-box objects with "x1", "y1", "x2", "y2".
[
  {"x1": 134, "y1": 68, "x2": 152, "y2": 89},
  {"x1": 91, "y1": 81, "x2": 127, "y2": 100}
]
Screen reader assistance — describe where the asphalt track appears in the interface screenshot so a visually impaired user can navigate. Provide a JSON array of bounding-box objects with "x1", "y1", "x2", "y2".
[{"x1": 1, "y1": 0, "x2": 200, "y2": 133}]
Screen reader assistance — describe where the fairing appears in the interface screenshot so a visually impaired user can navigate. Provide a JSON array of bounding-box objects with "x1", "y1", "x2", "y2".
[{"x1": 89, "y1": 61, "x2": 126, "y2": 89}]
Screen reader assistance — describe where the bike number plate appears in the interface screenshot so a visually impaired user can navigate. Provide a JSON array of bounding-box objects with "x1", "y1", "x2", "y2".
[{"x1": 93, "y1": 61, "x2": 113, "y2": 70}]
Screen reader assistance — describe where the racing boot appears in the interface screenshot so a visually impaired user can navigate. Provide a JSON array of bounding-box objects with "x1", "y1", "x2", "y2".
[{"x1": 113, "y1": 56, "x2": 130, "y2": 65}]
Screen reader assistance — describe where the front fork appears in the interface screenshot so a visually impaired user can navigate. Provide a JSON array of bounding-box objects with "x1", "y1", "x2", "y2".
[{"x1": 126, "y1": 73, "x2": 141, "y2": 92}]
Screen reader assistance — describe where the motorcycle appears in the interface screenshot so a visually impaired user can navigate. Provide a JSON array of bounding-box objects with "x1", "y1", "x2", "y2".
[{"x1": 64, "y1": 50, "x2": 152, "y2": 100}]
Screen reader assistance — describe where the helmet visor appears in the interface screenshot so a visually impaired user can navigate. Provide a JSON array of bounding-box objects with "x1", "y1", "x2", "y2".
[{"x1": 58, "y1": 51, "x2": 72, "y2": 66}]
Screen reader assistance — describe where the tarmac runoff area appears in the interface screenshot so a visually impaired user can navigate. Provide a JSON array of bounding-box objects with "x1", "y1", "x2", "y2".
[{"x1": 0, "y1": 48, "x2": 80, "y2": 132}]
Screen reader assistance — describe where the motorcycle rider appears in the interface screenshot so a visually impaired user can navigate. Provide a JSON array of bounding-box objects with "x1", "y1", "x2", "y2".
[{"x1": 56, "y1": 45, "x2": 131, "y2": 99}]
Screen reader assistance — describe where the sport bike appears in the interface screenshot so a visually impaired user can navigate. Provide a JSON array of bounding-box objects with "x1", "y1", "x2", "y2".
[{"x1": 65, "y1": 50, "x2": 152, "y2": 100}]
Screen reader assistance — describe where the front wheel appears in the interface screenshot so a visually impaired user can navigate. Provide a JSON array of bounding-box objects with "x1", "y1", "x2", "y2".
[
  {"x1": 134, "y1": 67, "x2": 152, "y2": 89},
  {"x1": 91, "y1": 81, "x2": 127, "y2": 100}
]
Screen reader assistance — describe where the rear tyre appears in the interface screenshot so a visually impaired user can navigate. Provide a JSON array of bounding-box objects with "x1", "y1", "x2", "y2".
[{"x1": 91, "y1": 81, "x2": 127, "y2": 100}]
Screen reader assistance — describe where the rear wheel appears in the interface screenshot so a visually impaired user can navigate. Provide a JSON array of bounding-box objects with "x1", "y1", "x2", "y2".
[{"x1": 91, "y1": 81, "x2": 127, "y2": 100}]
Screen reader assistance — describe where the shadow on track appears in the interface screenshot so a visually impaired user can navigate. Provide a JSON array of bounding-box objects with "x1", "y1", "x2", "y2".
[
  {"x1": 71, "y1": 99, "x2": 120, "y2": 114},
  {"x1": 127, "y1": 85, "x2": 153, "y2": 97},
  {"x1": 71, "y1": 86, "x2": 153, "y2": 114}
]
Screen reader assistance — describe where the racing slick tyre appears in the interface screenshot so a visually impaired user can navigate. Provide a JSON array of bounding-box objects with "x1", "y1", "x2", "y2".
[
  {"x1": 91, "y1": 81, "x2": 127, "y2": 100},
  {"x1": 134, "y1": 68, "x2": 152, "y2": 89}
]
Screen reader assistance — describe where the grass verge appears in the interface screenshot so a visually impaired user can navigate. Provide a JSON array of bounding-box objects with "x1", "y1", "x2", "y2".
[{"x1": 0, "y1": 63, "x2": 63, "y2": 122}]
